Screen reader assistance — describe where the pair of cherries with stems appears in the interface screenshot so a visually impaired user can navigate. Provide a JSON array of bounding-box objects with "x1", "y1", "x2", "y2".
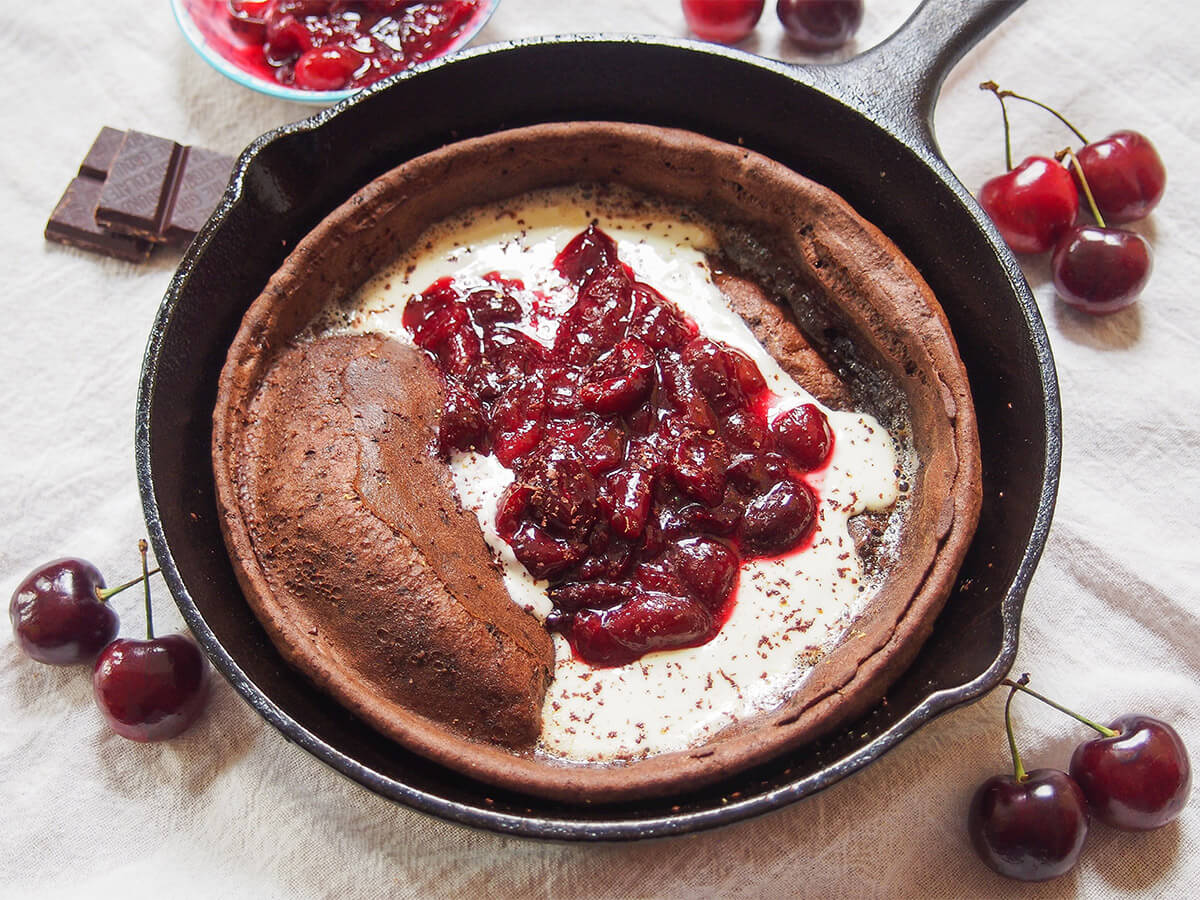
[
  {"x1": 978, "y1": 82, "x2": 1164, "y2": 315},
  {"x1": 9, "y1": 542, "x2": 209, "y2": 742},
  {"x1": 681, "y1": 1, "x2": 863, "y2": 50},
  {"x1": 969, "y1": 674, "x2": 1190, "y2": 882}
]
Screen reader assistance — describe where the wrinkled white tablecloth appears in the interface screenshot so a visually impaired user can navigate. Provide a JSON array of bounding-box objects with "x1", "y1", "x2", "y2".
[{"x1": 2, "y1": 1, "x2": 1197, "y2": 896}]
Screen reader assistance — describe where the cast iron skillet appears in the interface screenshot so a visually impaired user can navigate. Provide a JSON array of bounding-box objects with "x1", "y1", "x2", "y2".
[{"x1": 136, "y1": 0, "x2": 1059, "y2": 840}]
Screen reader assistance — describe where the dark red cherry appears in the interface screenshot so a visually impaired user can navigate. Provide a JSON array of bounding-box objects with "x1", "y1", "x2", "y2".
[
  {"x1": 548, "y1": 580, "x2": 633, "y2": 613},
  {"x1": 776, "y1": 0, "x2": 864, "y2": 51},
  {"x1": 93, "y1": 635, "x2": 209, "y2": 742},
  {"x1": 554, "y1": 224, "x2": 619, "y2": 285},
  {"x1": 507, "y1": 521, "x2": 586, "y2": 579},
  {"x1": 293, "y1": 45, "x2": 363, "y2": 90},
  {"x1": 669, "y1": 537, "x2": 739, "y2": 610},
  {"x1": 602, "y1": 468, "x2": 655, "y2": 539},
  {"x1": 263, "y1": 12, "x2": 312, "y2": 62},
  {"x1": 668, "y1": 433, "x2": 730, "y2": 506},
  {"x1": 580, "y1": 338, "x2": 656, "y2": 415},
  {"x1": 10, "y1": 559, "x2": 119, "y2": 666},
  {"x1": 681, "y1": 0, "x2": 765, "y2": 44},
  {"x1": 968, "y1": 769, "x2": 1089, "y2": 882},
  {"x1": 1069, "y1": 715, "x2": 1191, "y2": 830},
  {"x1": 523, "y1": 447, "x2": 598, "y2": 536},
  {"x1": 570, "y1": 592, "x2": 712, "y2": 666},
  {"x1": 739, "y1": 477, "x2": 816, "y2": 556},
  {"x1": 439, "y1": 385, "x2": 489, "y2": 453},
  {"x1": 771, "y1": 403, "x2": 833, "y2": 470},
  {"x1": 979, "y1": 157, "x2": 1080, "y2": 254},
  {"x1": 1051, "y1": 225, "x2": 1152, "y2": 315},
  {"x1": 1076, "y1": 131, "x2": 1166, "y2": 224}
]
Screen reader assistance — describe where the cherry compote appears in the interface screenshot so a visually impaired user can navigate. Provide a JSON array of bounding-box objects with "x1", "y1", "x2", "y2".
[
  {"x1": 197, "y1": 1, "x2": 482, "y2": 92},
  {"x1": 405, "y1": 226, "x2": 834, "y2": 667}
]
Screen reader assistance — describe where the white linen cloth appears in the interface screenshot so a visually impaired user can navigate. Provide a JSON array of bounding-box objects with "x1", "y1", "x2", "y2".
[{"x1": 2, "y1": 0, "x2": 1197, "y2": 896}]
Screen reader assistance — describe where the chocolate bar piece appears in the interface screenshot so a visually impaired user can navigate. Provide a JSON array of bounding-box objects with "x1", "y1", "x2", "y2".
[
  {"x1": 45, "y1": 129, "x2": 155, "y2": 262},
  {"x1": 165, "y1": 146, "x2": 238, "y2": 243},
  {"x1": 95, "y1": 131, "x2": 235, "y2": 245},
  {"x1": 45, "y1": 175, "x2": 154, "y2": 263},
  {"x1": 78, "y1": 126, "x2": 127, "y2": 180}
]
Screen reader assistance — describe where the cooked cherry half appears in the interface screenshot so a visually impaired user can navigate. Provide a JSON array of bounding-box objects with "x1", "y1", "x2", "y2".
[{"x1": 407, "y1": 225, "x2": 833, "y2": 665}]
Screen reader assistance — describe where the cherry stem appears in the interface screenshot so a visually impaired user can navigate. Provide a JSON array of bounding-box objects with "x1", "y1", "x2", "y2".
[
  {"x1": 1002, "y1": 677, "x2": 1119, "y2": 738},
  {"x1": 980, "y1": 81, "x2": 1014, "y2": 171},
  {"x1": 1058, "y1": 146, "x2": 1106, "y2": 227},
  {"x1": 1004, "y1": 681, "x2": 1028, "y2": 783},
  {"x1": 139, "y1": 539, "x2": 154, "y2": 641},
  {"x1": 986, "y1": 84, "x2": 1090, "y2": 145},
  {"x1": 94, "y1": 567, "x2": 161, "y2": 604}
]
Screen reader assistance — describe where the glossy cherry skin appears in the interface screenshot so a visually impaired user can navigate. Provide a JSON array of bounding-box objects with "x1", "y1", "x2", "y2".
[
  {"x1": 292, "y1": 45, "x2": 363, "y2": 91},
  {"x1": 776, "y1": 0, "x2": 864, "y2": 51},
  {"x1": 968, "y1": 768, "x2": 1089, "y2": 882},
  {"x1": 1069, "y1": 715, "x2": 1191, "y2": 830},
  {"x1": 1076, "y1": 131, "x2": 1166, "y2": 225},
  {"x1": 681, "y1": 0, "x2": 765, "y2": 44},
  {"x1": 92, "y1": 635, "x2": 209, "y2": 742},
  {"x1": 10, "y1": 559, "x2": 119, "y2": 666},
  {"x1": 979, "y1": 156, "x2": 1079, "y2": 255},
  {"x1": 1051, "y1": 225, "x2": 1152, "y2": 315}
]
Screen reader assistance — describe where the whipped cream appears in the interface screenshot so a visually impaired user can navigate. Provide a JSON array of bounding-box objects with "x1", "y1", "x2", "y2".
[{"x1": 335, "y1": 188, "x2": 902, "y2": 762}]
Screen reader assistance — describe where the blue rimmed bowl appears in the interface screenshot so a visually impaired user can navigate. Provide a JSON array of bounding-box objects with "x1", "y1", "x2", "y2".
[{"x1": 171, "y1": 0, "x2": 501, "y2": 105}]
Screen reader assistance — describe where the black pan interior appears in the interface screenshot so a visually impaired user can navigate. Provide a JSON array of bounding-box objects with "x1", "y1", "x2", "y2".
[{"x1": 137, "y1": 36, "x2": 1058, "y2": 840}]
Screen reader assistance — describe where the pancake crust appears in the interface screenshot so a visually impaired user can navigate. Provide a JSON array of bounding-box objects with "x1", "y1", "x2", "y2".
[
  {"x1": 226, "y1": 332, "x2": 553, "y2": 749},
  {"x1": 213, "y1": 122, "x2": 982, "y2": 802}
]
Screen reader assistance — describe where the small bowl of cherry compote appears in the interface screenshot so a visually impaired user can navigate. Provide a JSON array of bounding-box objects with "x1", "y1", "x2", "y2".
[
  {"x1": 404, "y1": 225, "x2": 837, "y2": 668},
  {"x1": 172, "y1": 0, "x2": 499, "y2": 104}
]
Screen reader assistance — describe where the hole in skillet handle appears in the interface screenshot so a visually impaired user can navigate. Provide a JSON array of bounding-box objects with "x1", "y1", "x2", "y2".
[{"x1": 139, "y1": 4, "x2": 1059, "y2": 841}]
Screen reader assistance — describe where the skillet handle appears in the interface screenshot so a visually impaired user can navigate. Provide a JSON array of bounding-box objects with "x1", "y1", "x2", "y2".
[{"x1": 819, "y1": 0, "x2": 1024, "y2": 159}]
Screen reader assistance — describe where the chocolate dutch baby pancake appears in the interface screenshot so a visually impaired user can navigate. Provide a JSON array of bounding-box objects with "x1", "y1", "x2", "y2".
[{"x1": 212, "y1": 122, "x2": 981, "y2": 802}]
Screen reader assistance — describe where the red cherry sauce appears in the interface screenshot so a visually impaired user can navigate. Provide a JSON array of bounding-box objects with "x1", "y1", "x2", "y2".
[
  {"x1": 404, "y1": 226, "x2": 834, "y2": 666},
  {"x1": 187, "y1": 1, "x2": 483, "y2": 92}
]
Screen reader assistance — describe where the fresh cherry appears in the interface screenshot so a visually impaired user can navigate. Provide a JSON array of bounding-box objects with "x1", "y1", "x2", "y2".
[
  {"x1": 968, "y1": 682, "x2": 1089, "y2": 881},
  {"x1": 979, "y1": 86, "x2": 1165, "y2": 225},
  {"x1": 977, "y1": 83, "x2": 1080, "y2": 255},
  {"x1": 1050, "y1": 225, "x2": 1151, "y2": 315},
  {"x1": 1071, "y1": 715, "x2": 1191, "y2": 831},
  {"x1": 776, "y1": 0, "x2": 864, "y2": 51},
  {"x1": 1003, "y1": 679, "x2": 1191, "y2": 832},
  {"x1": 93, "y1": 636, "x2": 210, "y2": 742},
  {"x1": 970, "y1": 769, "x2": 1089, "y2": 882},
  {"x1": 1075, "y1": 132, "x2": 1166, "y2": 225},
  {"x1": 91, "y1": 542, "x2": 209, "y2": 742},
  {"x1": 9, "y1": 558, "x2": 152, "y2": 666},
  {"x1": 1051, "y1": 147, "x2": 1153, "y2": 314},
  {"x1": 681, "y1": 0, "x2": 765, "y2": 44},
  {"x1": 979, "y1": 158, "x2": 1078, "y2": 256}
]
